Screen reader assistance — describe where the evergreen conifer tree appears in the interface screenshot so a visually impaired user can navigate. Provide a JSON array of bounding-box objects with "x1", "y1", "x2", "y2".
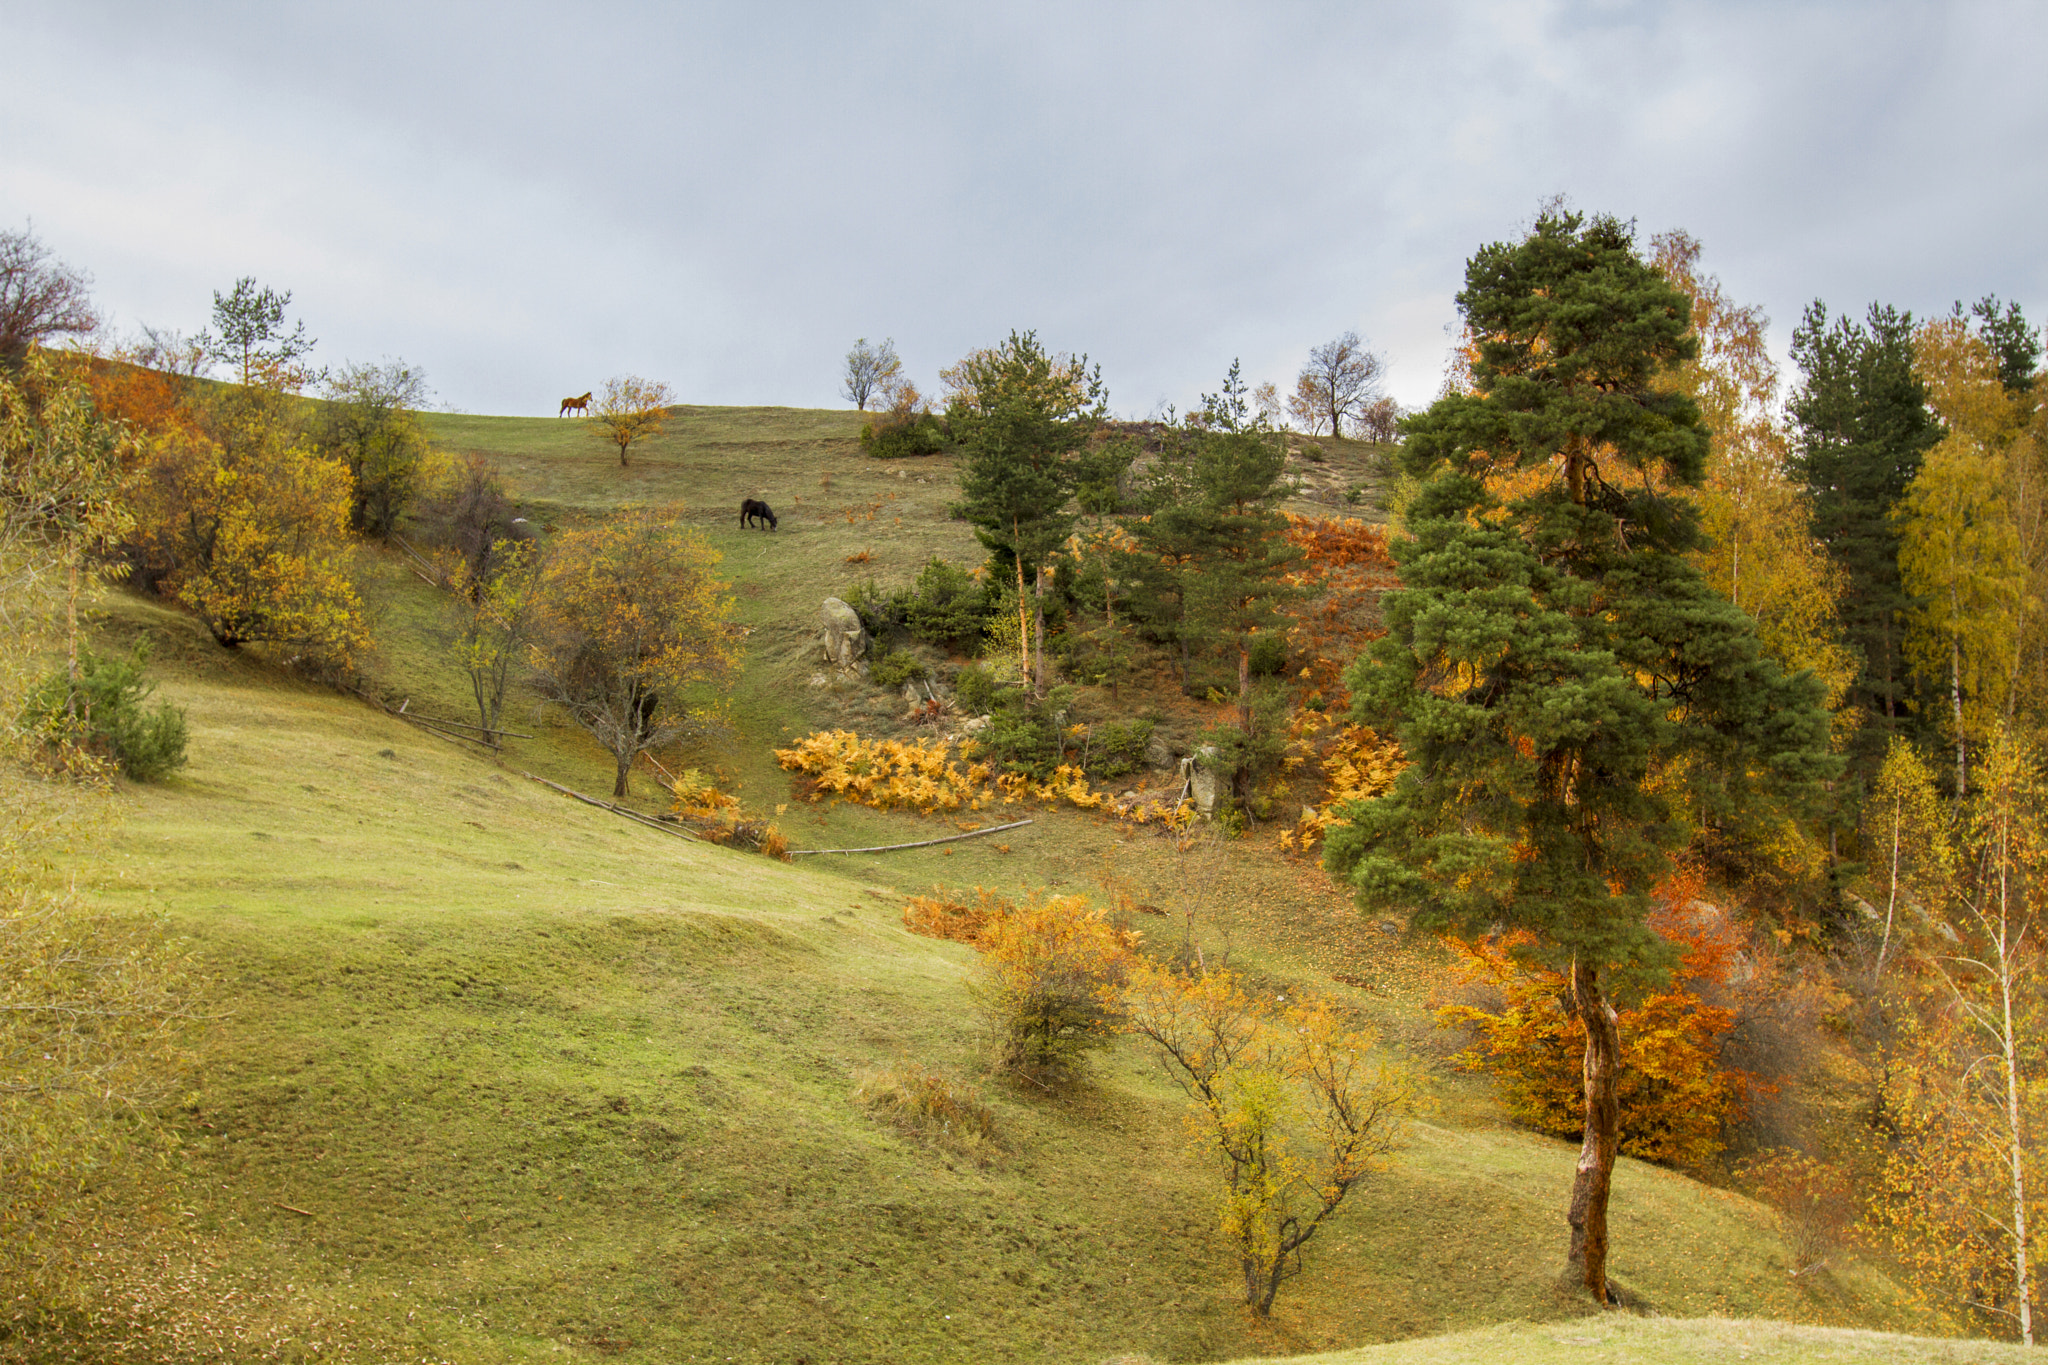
[
  {"x1": 1324, "y1": 211, "x2": 1836, "y2": 1303},
  {"x1": 950, "y1": 331, "x2": 1103, "y2": 691},
  {"x1": 1787, "y1": 301, "x2": 1942, "y2": 743},
  {"x1": 1185, "y1": 361, "x2": 1301, "y2": 727},
  {"x1": 1122, "y1": 364, "x2": 1299, "y2": 711},
  {"x1": 1118, "y1": 417, "x2": 1210, "y2": 681}
]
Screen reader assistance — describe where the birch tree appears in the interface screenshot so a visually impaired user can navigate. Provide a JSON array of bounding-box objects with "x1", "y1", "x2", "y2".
[
  {"x1": 1650, "y1": 230, "x2": 1854, "y2": 707},
  {"x1": 1899, "y1": 317, "x2": 2029, "y2": 793},
  {"x1": 1873, "y1": 728, "x2": 2048, "y2": 1342}
]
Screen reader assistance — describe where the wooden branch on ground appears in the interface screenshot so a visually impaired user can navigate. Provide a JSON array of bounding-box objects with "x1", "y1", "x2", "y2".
[
  {"x1": 389, "y1": 532, "x2": 444, "y2": 581},
  {"x1": 349, "y1": 687, "x2": 499, "y2": 751},
  {"x1": 523, "y1": 773, "x2": 703, "y2": 844},
  {"x1": 404, "y1": 712, "x2": 534, "y2": 740},
  {"x1": 639, "y1": 750, "x2": 680, "y2": 793},
  {"x1": 788, "y1": 818, "x2": 1033, "y2": 857},
  {"x1": 274, "y1": 1202, "x2": 316, "y2": 1218}
]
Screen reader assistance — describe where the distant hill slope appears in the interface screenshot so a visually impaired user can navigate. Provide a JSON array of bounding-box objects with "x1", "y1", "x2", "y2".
[{"x1": 59, "y1": 405, "x2": 1974, "y2": 1362}]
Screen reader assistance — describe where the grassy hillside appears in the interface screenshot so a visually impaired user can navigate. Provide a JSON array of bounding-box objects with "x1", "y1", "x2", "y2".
[{"x1": 40, "y1": 405, "x2": 1973, "y2": 1362}]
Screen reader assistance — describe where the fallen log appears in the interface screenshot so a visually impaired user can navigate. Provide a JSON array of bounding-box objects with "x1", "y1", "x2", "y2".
[
  {"x1": 788, "y1": 818, "x2": 1033, "y2": 857},
  {"x1": 523, "y1": 773, "x2": 703, "y2": 843}
]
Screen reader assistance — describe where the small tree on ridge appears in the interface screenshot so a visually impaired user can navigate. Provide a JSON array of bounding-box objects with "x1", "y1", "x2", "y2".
[
  {"x1": 1288, "y1": 331, "x2": 1384, "y2": 438},
  {"x1": 842, "y1": 337, "x2": 902, "y2": 411},
  {"x1": 590, "y1": 375, "x2": 676, "y2": 466},
  {"x1": 201, "y1": 277, "x2": 318, "y2": 389}
]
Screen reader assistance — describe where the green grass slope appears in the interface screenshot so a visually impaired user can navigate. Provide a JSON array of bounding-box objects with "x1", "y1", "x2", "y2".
[{"x1": 52, "y1": 405, "x2": 1970, "y2": 1362}]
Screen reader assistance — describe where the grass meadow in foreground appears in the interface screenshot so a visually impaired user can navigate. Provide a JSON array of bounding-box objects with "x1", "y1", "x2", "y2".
[
  {"x1": 33, "y1": 405, "x2": 1969, "y2": 1362},
  {"x1": 1222, "y1": 1315, "x2": 2036, "y2": 1365},
  {"x1": 79, "y1": 613, "x2": 1927, "y2": 1362}
]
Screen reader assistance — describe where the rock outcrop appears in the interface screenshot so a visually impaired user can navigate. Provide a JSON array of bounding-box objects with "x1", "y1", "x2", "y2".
[{"x1": 819, "y1": 598, "x2": 869, "y2": 669}]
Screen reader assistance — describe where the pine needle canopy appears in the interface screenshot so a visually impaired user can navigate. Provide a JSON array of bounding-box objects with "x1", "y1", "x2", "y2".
[
  {"x1": 1407, "y1": 210, "x2": 1710, "y2": 508},
  {"x1": 1328, "y1": 211, "x2": 1836, "y2": 974}
]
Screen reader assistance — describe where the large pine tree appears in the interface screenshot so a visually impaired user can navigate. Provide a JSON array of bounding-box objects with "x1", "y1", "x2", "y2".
[{"x1": 1325, "y1": 211, "x2": 1835, "y2": 1303}]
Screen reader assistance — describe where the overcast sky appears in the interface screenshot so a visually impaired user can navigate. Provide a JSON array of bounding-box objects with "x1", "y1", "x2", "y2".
[{"x1": 4, "y1": 1, "x2": 2042, "y2": 419}]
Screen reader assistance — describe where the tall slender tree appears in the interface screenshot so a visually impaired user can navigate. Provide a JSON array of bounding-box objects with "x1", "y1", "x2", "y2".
[
  {"x1": 950, "y1": 331, "x2": 1103, "y2": 691},
  {"x1": 1324, "y1": 211, "x2": 1835, "y2": 1303},
  {"x1": 1788, "y1": 301, "x2": 1942, "y2": 745},
  {"x1": 1185, "y1": 362, "x2": 1300, "y2": 727},
  {"x1": 1649, "y1": 231, "x2": 1854, "y2": 709},
  {"x1": 1897, "y1": 315, "x2": 2027, "y2": 794}
]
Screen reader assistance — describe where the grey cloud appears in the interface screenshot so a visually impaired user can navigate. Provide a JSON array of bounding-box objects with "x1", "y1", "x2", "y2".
[{"x1": 1, "y1": 1, "x2": 2040, "y2": 417}]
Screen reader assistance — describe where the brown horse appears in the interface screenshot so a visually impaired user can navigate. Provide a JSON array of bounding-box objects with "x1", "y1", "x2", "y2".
[{"x1": 559, "y1": 391, "x2": 592, "y2": 416}]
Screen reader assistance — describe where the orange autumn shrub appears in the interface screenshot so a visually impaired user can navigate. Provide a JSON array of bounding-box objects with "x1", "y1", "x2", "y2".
[
  {"x1": 1434, "y1": 874, "x2": 1755, "y2": 1168},
  {"x1": 668, "y1": 769, "x2": 788, "y2": 858},
  {"x1": 901, "y1": 886, "x2": 1014, "y2": 945},
  {"x1": 973, "y1": 893, "x2": 1139, "y2": 1078}
]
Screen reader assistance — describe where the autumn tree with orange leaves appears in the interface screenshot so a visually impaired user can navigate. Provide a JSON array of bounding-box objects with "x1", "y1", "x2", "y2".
[
  {"x1": 528, "y1": 505, "x2": 736, "y2": 796},
  {"x1": 1435, "y1": 868, "x2": 1758, "y2": 1171},
  {"x1": 126, "y1": 385, "x2": 369, "y2": 669}
]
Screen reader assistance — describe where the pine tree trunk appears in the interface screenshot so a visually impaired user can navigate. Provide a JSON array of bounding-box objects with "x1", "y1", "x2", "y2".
[
  {"x1": 1033, "y1": 566, "x2": 1047, "y2": 693},
  {"x1": 1237, "y1": 646, "x2": 1252, "y2": 729},
  {"x1": 1566, "y1": 957, "x2": 1620, "y2": 1304},
  {"x1": 1883, "y1": 615, "x2": 1897, "y2": 720},
  {"x1": 1013, "y1": 525, "x2": 1031, "y2": 688}
]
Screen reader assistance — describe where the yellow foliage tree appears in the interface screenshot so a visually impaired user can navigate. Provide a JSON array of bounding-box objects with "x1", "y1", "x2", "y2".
[
  {"x1": 1868, "y1": 735, "x2": 1954, "y2": 975},
  {"x1": 1125, "y1": 963, "x2": 1412, "y2": 1315},
  {"x1": 127, "y1": 387, "x2": 368, "y2": 669},
  {"x1": 0, "y1": 351, "x2": 137, "y2": 684},
  {"x1": 1651, "y1": 231, "x2": 1855, "y2": 708},
  {"x1": 449, "y1": 536, "x2": 544, "y2": 741},
  {"x1": 1868, "y1": 729, "x2": 2048, "y2": 1342},
  {"x1": 2010, "y1": 398, "x2": 2048, "y2": 727},
  {"x1": 1899, "y1": 318, "x2": 2031, "y2": 792},
  {"x1": 529, "y1": 505, "x2": 736, "y2": 796},
  {"x1": 589, "y1": 375, "x2": 676, "y2": 465},
  {"x1": 971, "y1": 893, "x2": 1136, "y2": 1079}
]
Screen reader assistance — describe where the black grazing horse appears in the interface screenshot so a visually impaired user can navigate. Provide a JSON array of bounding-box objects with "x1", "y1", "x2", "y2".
[{"x1": 739, "y1": 498, "x2": 778, "y2": 531}]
